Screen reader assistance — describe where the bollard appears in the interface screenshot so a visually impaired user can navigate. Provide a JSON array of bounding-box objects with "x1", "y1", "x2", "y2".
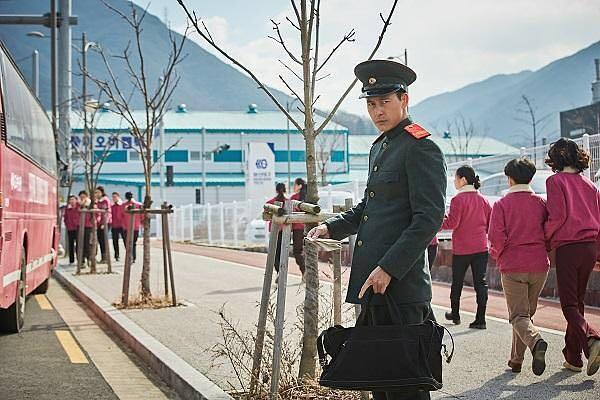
[
  {"x1": 269, "y1": 200, "x2": 293, "y2": 399},
  {"x1": 103, "y1": 213, "x2": 112, "y2": 274},
  {"x1": 161, "y1": 203, "x2": 170, "y2": 297},
  {"x1": 121, "y1": 212, "x2": 136, "y2": 307}
]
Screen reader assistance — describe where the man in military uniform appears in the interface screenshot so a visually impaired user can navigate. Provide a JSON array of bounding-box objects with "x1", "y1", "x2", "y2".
[{"x1": 308, "y1": 59, "x2": 447, "y2": 400}]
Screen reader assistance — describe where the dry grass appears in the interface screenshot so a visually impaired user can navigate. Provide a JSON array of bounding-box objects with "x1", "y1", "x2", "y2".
[
  {"x1": 113, "y1": 295, "x2": 182, "y2": 310},
  {"x1": 210, "y1": 260, "x2": 363, "y2": 400}
]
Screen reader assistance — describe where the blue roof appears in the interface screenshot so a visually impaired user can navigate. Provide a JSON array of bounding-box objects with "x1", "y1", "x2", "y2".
[
  {"x1": 348, "y1": 134, "x2": 518, "y2": 156},
  {"x1": 70, "y1": 109, "x2": 348, "y2": 133},
  {"x1": 76, "y1": 171, "x2": 365, "y2": 187}
]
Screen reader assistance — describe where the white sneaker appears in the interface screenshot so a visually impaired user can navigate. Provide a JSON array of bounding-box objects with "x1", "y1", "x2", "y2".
[
  {"x1": 563, "y1": 361, "x2": 582, "y2": 373},
  {"x1": 587, "y1": 339, "x2": 600, "y2": 376}
]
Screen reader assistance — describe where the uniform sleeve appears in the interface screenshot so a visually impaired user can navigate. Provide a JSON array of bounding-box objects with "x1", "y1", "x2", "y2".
[
  {"x1": 488, "y1": 202, "x2": 507, "y2": 261},
  {"x1": 324, "y1": 191, "x2": 366, "y2": 240},
  {"x1": 378, "y1": 140, "x2": 447, "y2": 281},
  {"x1": 544, "y1": 177, "x2": 567, "y2": 247},
  {"x1": 441, "y1": 196, "x2": 461, "y2": 230}
]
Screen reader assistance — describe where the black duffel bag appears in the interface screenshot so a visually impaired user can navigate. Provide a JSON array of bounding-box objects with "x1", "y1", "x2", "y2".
[{"x1": 317, "y1": 292, "x2": 454, "y2": 392}]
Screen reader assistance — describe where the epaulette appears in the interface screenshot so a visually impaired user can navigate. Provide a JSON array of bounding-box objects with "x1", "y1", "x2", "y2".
[{"x1": 404, "y1": 123, "x2": 430, "y2": 140}]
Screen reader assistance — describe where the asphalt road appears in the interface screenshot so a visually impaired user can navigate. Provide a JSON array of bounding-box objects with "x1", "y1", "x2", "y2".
[{"x1": 0, "y1": 292, "x2": 118, "y2": 400}]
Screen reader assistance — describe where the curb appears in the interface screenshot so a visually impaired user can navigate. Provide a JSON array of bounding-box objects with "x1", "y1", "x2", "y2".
[{"x1": 53, "y1": 266, "x2": 233, "y2": 400}]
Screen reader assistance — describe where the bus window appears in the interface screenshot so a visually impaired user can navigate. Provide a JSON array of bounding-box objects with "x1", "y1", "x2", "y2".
[{"x1": 1, "y1": 53, "x2": 56, "y2": 174}]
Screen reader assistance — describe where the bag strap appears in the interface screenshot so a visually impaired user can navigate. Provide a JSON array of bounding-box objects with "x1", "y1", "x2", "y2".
[
  {"x1": 439, "y1": 323, "x2": 455, "y2": 363},
  {"x1": 355, "y1": 288, "x2": 375, "y2": 326},
  {"x1": 317, "y1": 330, "x2": 328, "y2": 368}
]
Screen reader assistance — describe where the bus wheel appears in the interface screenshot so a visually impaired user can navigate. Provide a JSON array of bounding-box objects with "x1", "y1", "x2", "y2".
[{"x1": 0, "y1": 249, "x2": 27, "y2": 333}]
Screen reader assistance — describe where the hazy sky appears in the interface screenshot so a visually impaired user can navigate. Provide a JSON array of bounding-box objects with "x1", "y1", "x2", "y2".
[{"x1": 134, "y1": 0, "x2": 600, "y2": 116}]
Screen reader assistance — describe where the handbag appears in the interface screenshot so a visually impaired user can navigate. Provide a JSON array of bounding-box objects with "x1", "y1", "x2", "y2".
[{"x1": 317, "y1": 291, "x2": 454, "y2": 392}]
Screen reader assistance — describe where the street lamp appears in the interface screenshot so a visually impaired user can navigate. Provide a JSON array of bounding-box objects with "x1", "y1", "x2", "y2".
[{"x1": 16, "y1": 46, "x2": 39, "y2": 98}]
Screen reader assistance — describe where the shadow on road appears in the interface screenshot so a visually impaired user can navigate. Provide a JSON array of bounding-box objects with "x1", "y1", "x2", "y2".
[
  {"x1": 205, "y1": 282, "x2": 301, "y2": 296},
  {"x1": 441, "y1": 370, "x2": 595, "y2": 399}
]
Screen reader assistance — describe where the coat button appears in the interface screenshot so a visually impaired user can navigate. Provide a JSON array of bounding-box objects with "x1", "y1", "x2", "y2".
[
  {"x1": 363, "y1": 215, "x2": 368, "y2": 222},
  {"x1": 357, "y1": 240, "x2": 363, "y2": 247},
  {"x1": 373, "y1": 165, "x2": 379, "y2": 172},
  {"x1": 383, "y1": 142, "x2": 388, "y2": 149},
  {"x1": 369, "y1": 191, "x2": 375, "y2": 198}
]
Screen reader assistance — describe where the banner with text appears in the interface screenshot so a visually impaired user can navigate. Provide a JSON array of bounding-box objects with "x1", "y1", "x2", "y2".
[{"x1": 245, "y1": 142, "x2": 275, "y2": 215}]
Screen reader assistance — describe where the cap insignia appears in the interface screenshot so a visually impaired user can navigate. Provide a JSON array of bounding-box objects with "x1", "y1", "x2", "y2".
[{"x1": 368, "y1": 77, "x2": 377, "y2": 85}]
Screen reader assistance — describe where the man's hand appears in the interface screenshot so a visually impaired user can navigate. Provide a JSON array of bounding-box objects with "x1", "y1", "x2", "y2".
[
  {"x1": 358, "y1": 266, "x2": 392, "y2": 298},
  {"x1": 307, "y1": 224, "x2": 330, "y2": 239}
]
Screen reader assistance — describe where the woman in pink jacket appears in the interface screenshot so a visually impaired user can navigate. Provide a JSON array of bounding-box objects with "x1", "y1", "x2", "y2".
[
  {"x1": 544, "y1": 138, "x2": 600, "y2": 376},
  {"x1": 442, "y1": 165, "x2": 492, "y2": 329},
  {"x1": 63, "y1": 195, "x2": 80, "y2": 264},
  {"x1": 488, "y1": 158, "x2": 549, "y2": 375}
]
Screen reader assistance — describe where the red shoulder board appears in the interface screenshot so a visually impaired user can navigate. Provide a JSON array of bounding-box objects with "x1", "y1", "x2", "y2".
[{"x1": 404, "y1": 123, "x2": 430, "y2": 139}]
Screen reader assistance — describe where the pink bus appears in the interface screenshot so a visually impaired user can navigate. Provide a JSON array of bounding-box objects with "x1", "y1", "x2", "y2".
[{"x1": 0, "y1": 42, "x2": 59, "y2": 332}]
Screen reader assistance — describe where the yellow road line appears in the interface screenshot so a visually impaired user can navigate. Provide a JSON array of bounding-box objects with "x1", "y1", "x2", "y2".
[
  {"x1": 35, "y1": 295, "x2": 53, "y2": 310},
  {"x1": 55, "y1": 330, "x2": 89, "y2": 364}
]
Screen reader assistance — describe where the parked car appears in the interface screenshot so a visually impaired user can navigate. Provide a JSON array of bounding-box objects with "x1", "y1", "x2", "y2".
[{"x1": 480, "y1": 169, "x2": 554, "y2": 204}]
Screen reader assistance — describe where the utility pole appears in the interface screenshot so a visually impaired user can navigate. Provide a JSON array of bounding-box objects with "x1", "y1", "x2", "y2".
[
  {"x1": 32, "y1": 49, "x2": 39, "y2": 98},
  {"x1": 158, "y1": 77, "x2": 166, "y2": 204},
  {"x1": 81, "y1": 32, "x2": 93, "y2": 193},
  {"x1": 202, "y1": 127, "x2": 207, "y2": 204},
  {"x1": 58, "y1": 0, "x2": 73, "y2": 192}
]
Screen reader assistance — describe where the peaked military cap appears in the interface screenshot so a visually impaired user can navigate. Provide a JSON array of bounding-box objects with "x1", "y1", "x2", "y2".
[{"x1": 354, "y1": 59, "x2": 417, "y2": 99}]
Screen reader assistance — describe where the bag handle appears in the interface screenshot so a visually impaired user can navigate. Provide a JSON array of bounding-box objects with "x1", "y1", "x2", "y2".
[
  {"x1": 317, "y1": 330, "x2": 328, "y2": 368},
  {"x1": 440, "y1": 323, "x2": 455, "y2": 363}
]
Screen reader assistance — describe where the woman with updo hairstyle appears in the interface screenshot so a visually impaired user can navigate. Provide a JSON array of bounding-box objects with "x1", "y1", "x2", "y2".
[
  {"x1": 441, "y1": 165, "x2": 492, "y2": 329},
  {"x1": 544, "y1": 138, "x2": 600, "y2": 375}
]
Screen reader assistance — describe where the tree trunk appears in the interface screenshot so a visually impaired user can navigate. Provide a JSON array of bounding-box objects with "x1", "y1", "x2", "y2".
[
  {"x1": 140, "y1": 196, "x2": 152, "y2": 299},
  {"x1": 140, "y1": 150, "x2": 153, "y2": 300},
  {"x1": 298, "y1": 130, "x2": 319, "y2": 380},
  {"x1": 89, "y1": 198, "x2": 98, "y2": 274}
]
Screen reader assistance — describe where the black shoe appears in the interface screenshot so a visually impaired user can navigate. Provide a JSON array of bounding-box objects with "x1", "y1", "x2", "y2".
[
  {"x1": 469, "y1": 320, "x2": 486, "y2": 329},
  {"x1": 532, "y1": 339, "x2": 548, "y2": 376},
  {"x1": 508, "y1": 360, "x2": 522, "y2": 373},
  {"x1": 445, "y1": 311, "x2": 460, "y2": 325}
]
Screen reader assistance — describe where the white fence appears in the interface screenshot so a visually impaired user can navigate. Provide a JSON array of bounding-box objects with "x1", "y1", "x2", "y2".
[
  {"x1": 167, "y1": 200, "x2": 259, "y2": 246},
  {"x1": 168, "y1": 133, "x2": 600, "y2": 246}
]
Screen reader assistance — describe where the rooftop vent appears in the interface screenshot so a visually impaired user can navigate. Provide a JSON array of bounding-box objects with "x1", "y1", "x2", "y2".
[
  {"x1": 176, "y1": 104, "x2": 187, "y2": 113},
  {"x1": 247, "y1": 104, "x2": 258, "y2": 114}
]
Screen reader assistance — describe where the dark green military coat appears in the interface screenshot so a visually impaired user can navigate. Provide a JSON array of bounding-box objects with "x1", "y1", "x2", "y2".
[{"x1": 325, "y1": 118, "x2": 447, "y2": 305}]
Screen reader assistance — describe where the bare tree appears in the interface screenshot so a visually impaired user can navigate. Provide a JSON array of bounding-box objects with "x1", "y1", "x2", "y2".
[
  {"x1": 440, "y1": 115, "x2": 485, "y2": 163},
  {"x1": 70, "y1": 96, "x2": 121, "y2": 273},
  {"x1": 316, "y1": 128, "x2": 345, "y2": 186},
  {"x1": 177, "y1": 0, "x2": 399, "y2": 381},
  {"x1": 515, "y1": 95, "x2": 553, "y2": 147},
  {"x1": 85, "y1": 1, "x2": 187, "y2": 300}
]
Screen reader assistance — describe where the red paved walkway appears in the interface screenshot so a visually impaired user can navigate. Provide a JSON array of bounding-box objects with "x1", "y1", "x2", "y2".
[{"x1": 159, "y1": 241, "x2": 600, "y2": 333}]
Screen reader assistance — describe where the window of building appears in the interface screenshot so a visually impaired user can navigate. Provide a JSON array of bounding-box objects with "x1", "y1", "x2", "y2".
[
  {"x1": 190, "y1": 151, "x2": 201, "y2": 161},
  {"x1": 130, "y1": 151, "x2": 140, "y2": 161}
]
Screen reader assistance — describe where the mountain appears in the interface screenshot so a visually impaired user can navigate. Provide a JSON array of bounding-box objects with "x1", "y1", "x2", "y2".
[
  {"x1": 411, "y1": 41, "x2": 600, "y2": 146},
  {"x1": 0, "y1": 0, "x2": 376, "y2": 134}
]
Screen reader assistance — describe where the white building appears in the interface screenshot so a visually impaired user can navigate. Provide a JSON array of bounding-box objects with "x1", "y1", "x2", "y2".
[{"x1": 70, "y1": 105, "x2": 349, "y2": 206}]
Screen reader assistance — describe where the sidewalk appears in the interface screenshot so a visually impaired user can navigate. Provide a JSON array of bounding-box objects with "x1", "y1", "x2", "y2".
[
  {"x1": 56, "y1": 243, "x2": 600, "y2": 399},
  {"x1": 158, "y1": 241, "x2": 600, "y2": 333}
]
